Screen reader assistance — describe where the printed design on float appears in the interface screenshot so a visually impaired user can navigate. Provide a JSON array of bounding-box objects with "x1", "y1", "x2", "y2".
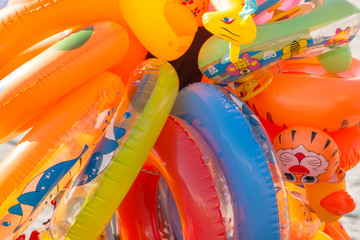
[
  {"x1": 73, "y1": 111, "x2": 131, "y2": 186},
  {"x1": 191, "y1": 7, "x2": 202, "y2": 17},
  {"x1": 201, "y1": 16, "x2": 360, "y2": 84},
  {"x1": 178, "y1": 0, "x2": 209, "y2": 25},
  {"x1": 180, "y1": 0, "x2": 193, "y2": 6},
  {"x1": 241, "y1": 79, "x2": 261, "y2": 95},
  {"x1": 274, "y1": 128, "x2": 344, "y2": 185},
  {"x1": 226, "y1": 52, "x2": 261, "y2": 76},
  {"x1": 277, "y1": 144, "x2": 329, "y2": 184},
  {"x1": 3, "y1": 145, "x2": 88, "y2": 232},
  {"x1": 15, "y1": 197, "x2": 59, "y2": 240},
  {"x1": 325, "y1": 27, "x2": 352, "y2": 46},
  {"x1": 50, "y1": 25, "x2": 94, "y2": 51},
  {"x1": 281, "y1": 39, "x2": 308, "y2": 60}
]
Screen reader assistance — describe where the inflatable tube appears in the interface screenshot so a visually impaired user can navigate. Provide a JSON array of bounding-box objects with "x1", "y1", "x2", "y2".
[
  {"x1": 0, "y1": 29, "x2": 72, "y2": 80},
  {"x1": 119, "y1": 0, "x2": 198, "y2": 61},
  {"x1": 0, "y1": 21, "x2": 129, "y2": 143},
  {"x1": 0, "y1": 0, "x2": 199, "y2": 64},
  {"x1": 108, "y1": 30, "x2": 148, "y2": 84},
  {"x1": 254, "y1": 0, "x2": 309, "y2": 25},
  {"x1": 248, "y1": 57, "x2": 360, "y2": 132},
  {"x1": 0, "y1": 71, "x2": 124, "y2": 240},
  {"x1": 171, "y1": 83, "x2": 289, "y2": 240},
  {"x1": 118, "y1": 115, "x2": 233, "y2": 239},
  {"x1": 330, "y1": 126, "x2": 360, "y2": 171},
  {"x1": 0, "y1": 0, "x2": 128, "y2": 69},
  {"x1": 199, "y1": 0, "x2": 360, "y2": 84},
  {"x1": 48, "y1": 58, "x2": 179, "y2": 240}
]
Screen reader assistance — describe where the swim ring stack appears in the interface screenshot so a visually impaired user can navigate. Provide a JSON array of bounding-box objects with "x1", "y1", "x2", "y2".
[{"x1": 0, "y1": 0, "x2": 358, "y2": 240}]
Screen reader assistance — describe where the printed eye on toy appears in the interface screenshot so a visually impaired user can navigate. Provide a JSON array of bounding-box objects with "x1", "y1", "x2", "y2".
[
  {"x1": 221, "y1": 17, "x2": 235, "y2": 24},
  {"x1": 273, "y1": 126, "x2": 357, "y2": 224},
  {"x1": 301, "y1": 175, "x2": 318, "y2": 184},
  {"x1": 284, "y1": 172, "x2": 297, "y2": 183}
]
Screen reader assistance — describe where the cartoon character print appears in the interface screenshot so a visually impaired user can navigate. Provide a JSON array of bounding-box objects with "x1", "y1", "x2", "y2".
[
  {"x1": 180, "y1": 0, "x2": 193, "y2": 6},
  {"x1": 178, "y1": 0, "x2": 208, "y2": 25},
  {"x1": 0, "y1": 107, "x2": 116, "y2": 238},
  {"x1": 325, "y1": 27, "x2": 352, "y2": 46},
  {"x1": 15, "y1": 194, "x2": 61, "y2": 240},
  {"x1": 0, "y1": 145, "x2": 88, "y2": 239},
  {"x1": 281, "y1": 39, "x2": 308, "y2": 60},
  {"x1": 74, "y1": 111, "x2": 129, "y2": 187},
  {"x1": 273, "y1": 127, "x2": 343, "y2": 185},
  {"x1": 226, "y1": 52, "x2": 261, "y2": 76},
  {"x1": 276, "y1": 144, "x2": 329, "y2": 184}
]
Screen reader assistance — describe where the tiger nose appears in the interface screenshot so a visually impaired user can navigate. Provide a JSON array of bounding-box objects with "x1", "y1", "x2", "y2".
[
  {"x1": 295, "y1": 152, "x2": 305, "y2": 161},
  {"x1": 289, "y1": 165, "x2": 310, "y2": 175}
]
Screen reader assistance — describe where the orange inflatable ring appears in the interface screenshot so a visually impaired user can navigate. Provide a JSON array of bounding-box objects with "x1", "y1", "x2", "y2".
[
  {"x1": 118, "y1": 115, "x2": 232, "y2": 239},
  {"x1": 248, "y1": 57, "x2": 360, "y2": 132},
  {"x1": 0, "y1": 29, "x2": 72, "y2": 79},
  {"x1": 0, "y1": 21, "x2": 129, "y2": 143},
  {"x1": 0, "y1": 71, "x2": 125, "y2": 240},
  {"x1": 0, "y1": 0, "x2": 126, "y2": 69}
]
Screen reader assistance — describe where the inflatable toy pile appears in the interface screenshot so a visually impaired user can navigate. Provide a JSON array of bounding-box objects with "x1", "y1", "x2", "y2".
[{"x1": 0, "y1": 0, "x2": 359, "y2": 239}]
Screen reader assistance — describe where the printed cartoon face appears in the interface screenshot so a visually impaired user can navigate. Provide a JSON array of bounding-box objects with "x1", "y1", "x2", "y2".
[
  {"x1": 273, "y1": 127, "x2": 341, "y2": 185},
  {"x1": 202, "y1": 9, "x2": 256, "y2": 46},
  {"x1": 277, "y1": 144, "x2": 329, "y2": 184}
]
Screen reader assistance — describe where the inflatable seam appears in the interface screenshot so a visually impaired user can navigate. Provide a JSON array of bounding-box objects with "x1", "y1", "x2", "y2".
[
  {"x1": 1, "y1": 0, "x2": 60, "y2": 29},
  {"x1": 0, "y1": 27, "x2": 126, "y2": 109},
  {"x1": 168, "y1": 115, "x2": 227, "y2": 238}
]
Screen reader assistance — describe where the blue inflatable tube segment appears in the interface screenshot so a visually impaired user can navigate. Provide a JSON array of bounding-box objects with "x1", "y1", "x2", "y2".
[{"x1": 171, "y1": 83, "x2": 289, "y2": 240}]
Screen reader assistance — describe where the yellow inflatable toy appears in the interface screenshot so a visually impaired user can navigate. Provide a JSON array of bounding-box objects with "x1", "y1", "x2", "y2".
[
  {"x1": 283, "y1": 182, "x2": 352, "y2": 240},
  {"x1": 273, "y1": 126, "x2": 356, "y2": 223},
  {"x1": 202, "y1": 0, "x2": 257, "y2": 63}
]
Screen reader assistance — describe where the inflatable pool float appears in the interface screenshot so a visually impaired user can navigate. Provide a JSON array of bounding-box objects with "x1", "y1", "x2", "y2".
[
  {"x1": 247, "y1": 57, "x2": 360, "y2": 132},
  {"x1": 47, "y1": 58, "x2": 179, "y2": 240},
  {"x1": 171, "y1": 82, "x2": 289, "y2": 240},
  {"x1": 199, "y1": 0, "x2": 360, "y2": 99},
  {"x1": 0, "y1": 71, "x2": 125, "y2": 240},
  {"x1": 118, "y1": 115, "x2": 233, "y2": 239}
]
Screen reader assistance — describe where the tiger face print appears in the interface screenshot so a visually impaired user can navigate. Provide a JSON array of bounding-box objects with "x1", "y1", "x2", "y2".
[{"x1": 273, "y1": 126, "x2": 344, "y2": 185}]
